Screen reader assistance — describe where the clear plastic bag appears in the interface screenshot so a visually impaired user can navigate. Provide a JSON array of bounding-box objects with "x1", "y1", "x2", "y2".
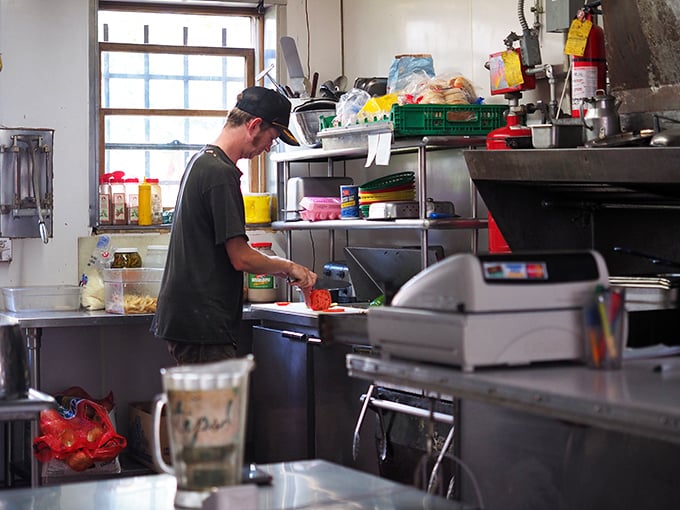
[
  {"x1": 387, "y1": 54, "x2": 435, "y2": 94},
  {"x1": 80, "y1": 235, "x2": 114, "y2": 310},
  {"x1": 335, "y1": 88, "x2": 371, "y2": 126}
]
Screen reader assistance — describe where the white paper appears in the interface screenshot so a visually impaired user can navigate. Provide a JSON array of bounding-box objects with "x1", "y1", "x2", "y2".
[
  {"x1": 376, "y1": 132, "x2": 392, "y2": 165},
  {"x1": 365, "y1": 133, "x2": 379, "y2": 167}
]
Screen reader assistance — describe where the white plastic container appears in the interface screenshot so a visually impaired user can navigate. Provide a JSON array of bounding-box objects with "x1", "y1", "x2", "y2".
[
  {"x1": 247, "y1": 242, "x2": 279, "y2": 302},
  {"x1": 145, "y1": 245, "x2": 169, "y2": 269},
  {"x1": 317, "y1": 121, "x2": 393, "y2": 150}
]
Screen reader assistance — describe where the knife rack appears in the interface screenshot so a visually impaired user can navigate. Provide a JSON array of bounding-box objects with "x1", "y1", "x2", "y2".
[{"x1": 0, "y1": 128, "x2": 54, "y2": 243}]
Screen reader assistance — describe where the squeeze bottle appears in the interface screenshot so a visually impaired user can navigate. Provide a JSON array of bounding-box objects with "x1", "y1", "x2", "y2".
[{"x1": 138, "y1": 179, "x2": 152, "y2": 226}]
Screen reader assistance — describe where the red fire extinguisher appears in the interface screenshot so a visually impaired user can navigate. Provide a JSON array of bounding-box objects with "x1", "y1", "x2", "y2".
[{"x1": 571, "y1": 9, "x2": 606, "y2": 117}]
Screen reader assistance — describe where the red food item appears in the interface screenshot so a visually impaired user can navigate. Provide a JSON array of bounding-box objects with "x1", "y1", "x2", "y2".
[
  {"x1": 308, "y1": 289, "x2": 332, "y2": 311},
  {"x1": 67, "y1": 450, "x2": 94, "y2": 471},
  {"x1": 322, "y1": 308, "x2": 345, "y2": 313},
  {"x1": 33, "y1": 398, "x2": 127, "y2": 470},
  {"x1": 275, "y1": 301, "x2": 290, "y2": 306}
]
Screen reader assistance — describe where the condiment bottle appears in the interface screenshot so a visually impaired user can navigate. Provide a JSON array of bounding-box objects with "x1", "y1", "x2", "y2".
[
  {"x1": 138, "y1": 179, "x2": 152, "y2": 226},
  {"x1": 125, "y1": 177, "x2": 140, "y2": 225},
  {"x1": 111, "y1": 247, "x2": 143, "y2": 268},
  {"x1": 146, "y1": 178, "x2": 163, "y2": 225},
  {"x1": 98, "y1": 174, "x2": 112, "y2": 225},
  {"x1": 247, "y1": 242, "x2": 278, "y2": 302},
  {"x1": 110, "y1": 176, "x2": 127, "y2": 225}
]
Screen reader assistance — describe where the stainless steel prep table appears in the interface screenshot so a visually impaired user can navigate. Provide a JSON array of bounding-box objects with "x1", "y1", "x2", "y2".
[
  {"x1": 0, "y1": 310, "x2": 156, "y2": 487},
  {"x1": 0, "y1": 307, "x2": 260, "y2": 389},
  {"x1": 0, "y1": 459, "x2": 471, "y2": 509},
  {"x1": 347, "y1": 354, "x2": 680, "y2": 445},
  {"x1": 0, "y1": 308, "x2": 260, "y2": 488}
]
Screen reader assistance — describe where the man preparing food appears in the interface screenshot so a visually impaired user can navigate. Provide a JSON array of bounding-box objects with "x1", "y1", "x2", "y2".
[{"x1": 152, "y1": 86, "x2": 317, "y2": 365}]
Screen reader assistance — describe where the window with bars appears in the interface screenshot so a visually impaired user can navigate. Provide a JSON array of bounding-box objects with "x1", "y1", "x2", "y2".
[{"x1": 96, "y1": 3, "x2": 261, "y2": 227}]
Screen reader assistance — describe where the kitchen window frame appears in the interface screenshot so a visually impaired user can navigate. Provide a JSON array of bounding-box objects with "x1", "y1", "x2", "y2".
[{"x1": 92, "y1": 1, "x2": 265, "y2": 231}]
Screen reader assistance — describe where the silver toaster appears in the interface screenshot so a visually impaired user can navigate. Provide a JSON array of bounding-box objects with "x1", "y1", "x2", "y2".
[{"x1": 285, "y1": 176, "x2": 353, "y2": 221}]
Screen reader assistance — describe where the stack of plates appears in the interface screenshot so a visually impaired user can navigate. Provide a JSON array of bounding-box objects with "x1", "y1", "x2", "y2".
[{"x1": 359, "y1": 172, "x2": 416, "y2": 217}]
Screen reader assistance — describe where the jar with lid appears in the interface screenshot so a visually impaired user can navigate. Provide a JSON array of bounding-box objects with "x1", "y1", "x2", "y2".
[
  {"x1": 111, "y1": 247, "x2": 143, "y2": 268},
  {"x1": 98, "y1": 174, "x2": 112, "y2": 225},
  {"x1": 125, "y1": 178, "x2": 140, "y2": 225},
  {"x1": 247, "y1": 242, "x2": 279, "y2": 302},
  {"x1": 145, "y1": 244, "x2": 168, "y2": 269},
  {"x1": 110, "y1": 177, "x2": 127, "y2": 225},
  {"x1": 146, "y1": 178, "x2": 163, "y2": 225}
]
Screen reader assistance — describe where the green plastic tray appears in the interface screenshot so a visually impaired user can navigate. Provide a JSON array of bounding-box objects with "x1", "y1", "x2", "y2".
[{"x1": 390, "y1": 103, "x2": 508, "y2": 137}]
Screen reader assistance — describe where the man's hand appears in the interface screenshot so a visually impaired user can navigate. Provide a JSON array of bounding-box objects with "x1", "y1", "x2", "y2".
[{"x1": 286, "y1": 262, "x2": 317, "y2": 292}]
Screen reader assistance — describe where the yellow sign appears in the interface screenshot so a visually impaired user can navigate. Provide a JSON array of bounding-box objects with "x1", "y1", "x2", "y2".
[
  {"x1": 502, "y1": 50, "x2": 524, "y2": 87},
  {"x1": 564, "y1": 18, "x2": 593, "y2": 56}
]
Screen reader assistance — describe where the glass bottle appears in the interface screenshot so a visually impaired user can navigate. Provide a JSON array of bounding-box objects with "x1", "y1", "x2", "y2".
[
  {"x1": 125, "y1": 177, "x2": 139, "y2": 225},
  {"x1": 98, "y1": 174, "x2": 112, "y2": 225},
  {"x1": 146, "y1": 178, "x2": 163, "y2": 225},
  {"x1": 110, "y1": 177, "x2": 127, "y2": 225}
]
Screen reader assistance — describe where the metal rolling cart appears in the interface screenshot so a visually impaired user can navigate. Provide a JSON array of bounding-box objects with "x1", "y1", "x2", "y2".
[
  {"x1": 268, "y1": 136, "x2": 489, "y2": 498},
  {"x1": 270, "y1": 136, "x2": 489, "y2": 286}
]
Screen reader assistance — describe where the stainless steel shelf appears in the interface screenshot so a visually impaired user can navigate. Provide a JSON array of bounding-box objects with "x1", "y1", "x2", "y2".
[
  {"x1": 0, "y1": 389, "x2": 55, "y2": 421},
  {"x1": 272, "y1": 135, "x2": 487, "y2": 273},
  {"x1": 0, "y1": 310, "x2": 154, "y2": 329},
  {"x1": 272, "y1": 218, "x2": 488, "y2": 231},
  {"x1": 271, "y1": 136, "x2": 486, "y2": 163},
  {"x1": 464, "y1": 147, "x2": 680, "y2": 185},
  {"x1": 347, "y1": 354, "x2": 680, "y2": 445}
]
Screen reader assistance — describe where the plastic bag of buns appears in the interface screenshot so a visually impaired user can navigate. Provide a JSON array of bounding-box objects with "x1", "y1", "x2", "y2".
[{"x1": 416, "y1": 74, "x2": 477, "y2": 105}]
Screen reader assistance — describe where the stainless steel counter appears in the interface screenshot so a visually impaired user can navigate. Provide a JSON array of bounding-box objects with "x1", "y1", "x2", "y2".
[
  {"x1": 347, "y1": 354, "x2": 680, "y2": 445},
  {"x1": 0, "y1": 459, "x2": 471, "y2": 509}
]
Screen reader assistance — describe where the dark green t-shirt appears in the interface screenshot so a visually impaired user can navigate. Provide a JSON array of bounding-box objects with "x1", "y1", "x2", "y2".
[{"x1": 152, "y1": 145, "x2": 247, "y2": 347}]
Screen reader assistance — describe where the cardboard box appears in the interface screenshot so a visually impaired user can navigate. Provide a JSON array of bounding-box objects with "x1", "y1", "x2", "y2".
[{"x1": 127, "y1": 401, "x2": 171, "y2": 471}]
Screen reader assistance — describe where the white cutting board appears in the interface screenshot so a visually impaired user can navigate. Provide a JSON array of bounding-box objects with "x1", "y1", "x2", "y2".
[{"x1": 250, "y1": 301, "x2": 367, "y2": 316}]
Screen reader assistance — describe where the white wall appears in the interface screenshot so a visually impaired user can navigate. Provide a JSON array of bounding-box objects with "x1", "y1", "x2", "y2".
[
  {"x1": 0, "y1": 0, "x2": 569, "y2": 288},
  {"x1": 0, "y1": 0, "x2": 91, "y2": 288},
  {"x1": 289, "y1": 0, "x2": 569, "y2": 107}
]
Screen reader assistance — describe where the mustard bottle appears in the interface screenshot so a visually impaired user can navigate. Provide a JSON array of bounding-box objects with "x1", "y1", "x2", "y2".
[{"x1": 138, "y1": 179, "x2": 152, "y2": 226}]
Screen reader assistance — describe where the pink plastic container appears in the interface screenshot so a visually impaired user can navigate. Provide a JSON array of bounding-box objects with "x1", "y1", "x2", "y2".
[{"x1": 299, "y1": 196, "x2": 342, "y2": 221}]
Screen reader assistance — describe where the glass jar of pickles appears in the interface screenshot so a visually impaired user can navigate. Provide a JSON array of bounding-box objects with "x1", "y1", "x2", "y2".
[{"x1": 111, "y1": 248, "x2": 142, "y2": 268}]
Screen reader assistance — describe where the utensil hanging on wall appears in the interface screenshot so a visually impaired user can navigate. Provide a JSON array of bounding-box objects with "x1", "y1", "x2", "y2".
[
  {"x1": 256, "y1": 63, "x2": 289, "y2": 97},
  {"x1": 279, "y1": 36, "x2": 308, "y2": 96},
  {"x1": 310, "y1": 72, "x2": 319, "y2": 98}
]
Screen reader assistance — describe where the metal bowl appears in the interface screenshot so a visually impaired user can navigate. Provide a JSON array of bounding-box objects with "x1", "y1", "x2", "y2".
[
  {"x1": 291, "y1": 99, "x2": 337, "y2": 148},
  {"x1": 291, "y1": 110, "x2": 330, "y2": 147}
]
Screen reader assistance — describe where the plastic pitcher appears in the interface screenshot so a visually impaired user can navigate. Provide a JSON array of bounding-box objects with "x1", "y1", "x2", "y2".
[{"x1": 151, "y1": 355, "x2": 255, "y2": 508}]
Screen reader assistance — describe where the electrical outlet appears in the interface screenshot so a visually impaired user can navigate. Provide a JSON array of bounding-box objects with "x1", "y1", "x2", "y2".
[{"x1": 0, "y1": 238, "x2": 12, "y2": 262}]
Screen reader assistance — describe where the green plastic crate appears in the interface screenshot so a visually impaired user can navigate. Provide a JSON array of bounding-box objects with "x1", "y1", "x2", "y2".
[
  {"x1": 390, "y1": 103, "x2": 508, "y2": 137},
  {"x1": 319, "y1": 114, "x2": 336, "y2": 130}
]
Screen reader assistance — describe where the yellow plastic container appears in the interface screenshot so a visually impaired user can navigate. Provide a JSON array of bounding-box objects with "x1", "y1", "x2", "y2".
[{"x1": 243, "y1": 193, "x2": 272, "y2": 225}]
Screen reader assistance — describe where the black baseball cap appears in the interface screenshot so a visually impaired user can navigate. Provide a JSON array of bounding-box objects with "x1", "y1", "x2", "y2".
[{"x1": 235, "y1": 86, "x2": 299, "y2": 146}]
